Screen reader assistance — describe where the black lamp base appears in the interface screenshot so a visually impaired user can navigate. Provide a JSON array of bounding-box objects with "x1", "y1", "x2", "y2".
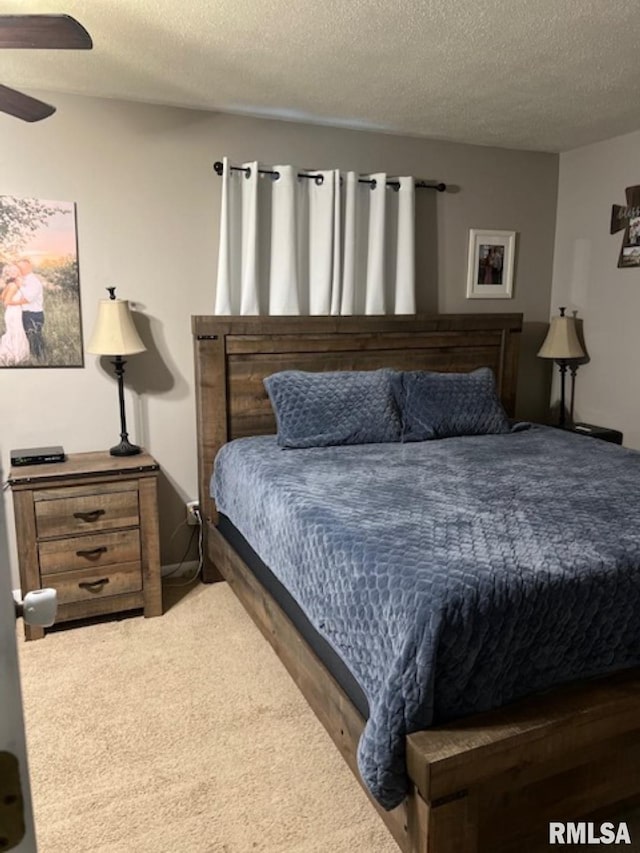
[
  {"x1": 110, "y1": 438, "x2": 141, "y2": 457},
  {"x1": 557, "y1": 359, "x2": 568, "y2": 428},
  {"x1": 109, "y1": 355, "x2": 141, "y2": 457}
]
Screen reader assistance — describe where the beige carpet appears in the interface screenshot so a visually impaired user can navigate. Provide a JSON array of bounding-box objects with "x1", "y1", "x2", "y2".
[
  {"x1": 17, "y1": 582, "x2": 397, "y2": 853},
  {"x1": 17, "y1": 581, "x2": 640, "y2": 853}
]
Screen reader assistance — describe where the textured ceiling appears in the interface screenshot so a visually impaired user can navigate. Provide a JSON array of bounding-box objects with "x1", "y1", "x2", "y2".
[{"x1": 1, "y1": 0, "x2": 640, "y2": 151}]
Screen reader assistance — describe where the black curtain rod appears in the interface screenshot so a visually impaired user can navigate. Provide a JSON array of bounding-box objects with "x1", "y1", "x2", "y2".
[{"x1": 213, "y1": 160, "x2": 446, "y2": 192}]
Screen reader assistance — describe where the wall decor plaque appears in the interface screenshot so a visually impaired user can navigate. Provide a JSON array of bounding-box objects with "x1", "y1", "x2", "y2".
[{"x1": 611, "y1": 185, "x2": 640, "y2": 267}]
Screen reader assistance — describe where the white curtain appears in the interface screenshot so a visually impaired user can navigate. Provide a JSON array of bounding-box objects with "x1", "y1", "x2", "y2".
[{"x1": 214, "y1": 157, "x2": 415, "y2": 316}]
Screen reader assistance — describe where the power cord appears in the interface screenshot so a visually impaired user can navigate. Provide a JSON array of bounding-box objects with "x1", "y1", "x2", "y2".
[
  {"x1": 163, "y1": 524, "x2": 196, "y2": 578},
  {"x1": 164, "y1": 506, "x2": 203, "y2": 586}
]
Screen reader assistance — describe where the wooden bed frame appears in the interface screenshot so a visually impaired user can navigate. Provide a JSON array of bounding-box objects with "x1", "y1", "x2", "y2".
[{"x1": 192, "y1": 313, "x2": 640, "y2": 853}]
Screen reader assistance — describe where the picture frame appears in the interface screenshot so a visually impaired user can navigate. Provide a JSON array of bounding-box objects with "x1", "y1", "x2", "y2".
[
  {"x1": 610, "y1": 185, "x2": 640, "y2": 267},
  {"x1": 0, "y1": 195, "x2": 83, "y2": 368},
  {"x1": 466, "y1": 228, "x2": 516, "y2": 299}
]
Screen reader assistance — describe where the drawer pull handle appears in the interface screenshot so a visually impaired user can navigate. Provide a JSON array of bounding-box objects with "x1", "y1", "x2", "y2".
[
  {"x1": 73, "y1": 509, "x2": 105, "y2": 523},
  {"x1": 78, "y1": 578, "x2": 110, "y2": 594},
  {"x1": 75, "y1": 546, "x2": 107, "y2": 559}
]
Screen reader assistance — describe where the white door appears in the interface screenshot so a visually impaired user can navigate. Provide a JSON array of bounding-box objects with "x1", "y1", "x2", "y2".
[{"x1": 0, "y1": 562, "x2": 37, "y2": 852}]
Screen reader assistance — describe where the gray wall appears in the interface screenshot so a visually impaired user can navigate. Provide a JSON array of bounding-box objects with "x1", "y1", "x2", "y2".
[
  {"x1": 1, "y1": 94, "x2": 558, "y2": 586},
  {"x1": 551, "y1": 128, "x2": 640, "y2": 450}
]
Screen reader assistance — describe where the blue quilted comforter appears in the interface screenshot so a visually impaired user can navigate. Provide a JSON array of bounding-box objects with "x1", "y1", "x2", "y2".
[{"x1": 212, "y1": 427, "x2": 640, "y2": 809}]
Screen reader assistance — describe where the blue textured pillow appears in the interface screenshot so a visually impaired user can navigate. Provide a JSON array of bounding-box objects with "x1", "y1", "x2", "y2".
[
  {"x1": 264, "y1": 369, "x2": 401, "y2": 448},
  {"x1": 393, "y1": 367, "x2": 510, "y2": 441}
]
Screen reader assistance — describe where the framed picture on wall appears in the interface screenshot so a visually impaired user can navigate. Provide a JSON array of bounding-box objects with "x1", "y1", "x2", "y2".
[
  {"x1": 466, "y1": 228, "x2": 516, "y2": 299},
  {"x1": 611, "y1": 184, "x2": 640, "y2": 267},
  {"x1": 0, "y1": 195, "x2": 83, "y2": 368}
]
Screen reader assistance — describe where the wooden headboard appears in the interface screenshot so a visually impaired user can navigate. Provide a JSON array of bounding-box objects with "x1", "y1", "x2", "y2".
[{"x1": 192, "y1": 313, "x2": 522, "y2": 531}]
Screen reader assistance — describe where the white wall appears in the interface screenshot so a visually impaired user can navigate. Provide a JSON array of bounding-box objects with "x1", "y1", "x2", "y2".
[
  {"x1": 0, "y1": 93, "x2": 559, "y2": 587},
  {"x1": 551, "y1": 129, "x2": 640, "y2": 449}
]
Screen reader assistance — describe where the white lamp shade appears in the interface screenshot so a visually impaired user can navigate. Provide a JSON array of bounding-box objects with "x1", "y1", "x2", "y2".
[
  {"x1": 86, "y1": 299, "x2": 146, "y2": 356},
  {"x1": 537, "y1": 315, "x2": 585, "y2": 360}
]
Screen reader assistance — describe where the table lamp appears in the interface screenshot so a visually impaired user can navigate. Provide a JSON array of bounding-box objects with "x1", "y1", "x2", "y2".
[
  {"x1": 87, "y1": 287, "x2": 146, "y2": 456},
  {"x1": 537, "y1": 306, "x2": 585, "y2": 427}
]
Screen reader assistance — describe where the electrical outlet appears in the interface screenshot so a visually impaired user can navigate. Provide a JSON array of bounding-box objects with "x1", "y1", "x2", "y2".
[{"x1": 186, "y1": 500, "x2": 200, "y2": 526}]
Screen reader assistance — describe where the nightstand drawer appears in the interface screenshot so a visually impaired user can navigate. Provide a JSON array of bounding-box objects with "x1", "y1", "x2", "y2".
[
  {"x1": 34, "y1": 482, "x2": 139, "y2": 538},
  {"x1": 45, "y1": 562, "x2": 142, "y2": 606},
  {"x1": 39, "y1": 529, "x2": 141, "y2": 575}
]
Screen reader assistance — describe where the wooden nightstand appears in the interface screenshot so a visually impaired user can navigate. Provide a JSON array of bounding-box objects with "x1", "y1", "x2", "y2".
[
  {"x1": 563, "y1": 423, "x2": 623, "y2": 445},
  {"x1": 9, "y1": 451, "x2": 162, "y2": 640}
]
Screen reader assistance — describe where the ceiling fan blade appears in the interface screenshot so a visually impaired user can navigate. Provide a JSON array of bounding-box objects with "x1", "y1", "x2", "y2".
[
  {"x1": 0, "y1": 15, "x2": 92, "y2": 50},
  {"x1": 0, "y1": 85, "x2": 55, "y2": 122}
]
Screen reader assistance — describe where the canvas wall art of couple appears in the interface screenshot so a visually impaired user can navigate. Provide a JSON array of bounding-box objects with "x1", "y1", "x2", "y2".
[{"x1": 0, "y1": 195, "x2": 83, "y2": 368}]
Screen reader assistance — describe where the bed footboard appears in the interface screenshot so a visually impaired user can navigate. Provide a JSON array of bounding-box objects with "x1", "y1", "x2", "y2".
[{"x1": 406, "y1": 670, "x2": 640, "y2": 852}]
